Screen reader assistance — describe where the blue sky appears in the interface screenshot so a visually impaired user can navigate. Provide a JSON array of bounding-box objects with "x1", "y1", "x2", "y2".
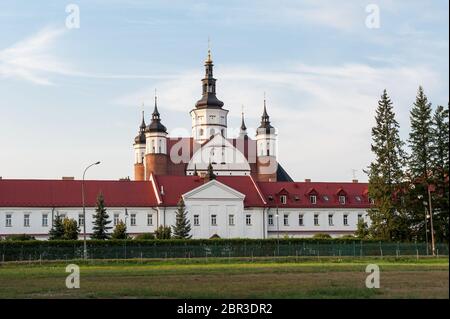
[{"x1": 0, "y1": 0, "x2": 448, "y2": 181}]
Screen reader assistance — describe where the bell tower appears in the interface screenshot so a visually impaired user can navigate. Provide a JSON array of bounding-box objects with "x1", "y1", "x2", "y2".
[
  {"x1": 256, "y1": 97, "x2": 278, "y2": 182},
  {"x1": 190, "y1": 45, "x2": 229, "y2": 143}
]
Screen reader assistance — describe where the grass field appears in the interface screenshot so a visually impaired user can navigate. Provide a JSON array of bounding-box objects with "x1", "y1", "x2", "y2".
[{"x1": 0, "y1": 257, "x2": 448, "y2": 299}]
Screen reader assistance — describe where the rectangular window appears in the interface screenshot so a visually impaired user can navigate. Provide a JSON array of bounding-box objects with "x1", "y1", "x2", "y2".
[
  {"x1": 339, "y1": 195, "x2": 346, "y2": 204},
  {"x1": 343, "y1": 214, "x2": 349, "y2": 226},
  {"x1": 24, "y1": 214, "x2": 30, "y2": 227},
  {"x1": 228, "y1": 214, "x2": 235, "y2": 226},
  {"x1": 193, "y1": 215, "x2": 199, "y2": 226},
  {"x1": 211, "y1": 214, "x2": 217, "y2": 226},
  {"x1": 268, "y1": 214, "x2": 273, "y2": 226},
  {"x1": 246, "y1": 214, "x2": 252, "y2": 226},
  {"x1": 310, "y1": 195, "x2": 317, "y2": 204},
  {"x1": 298, "y1": 214, "x2": 304, "y2": 226},
  {"x1": 78, "y1": 214, "x2": 84, "y2": 227},
  {"x1": 42, "y1": 214, "x2": 48, "y2": 227},
  {"x1": 5, "y1": 214, "x2": 12, "y2": 227},
  {"x1": 147, "y1": 213, "x2": 153, "y2": 226},
  {"x1": 130, "y1": 214, "x2": 136, "y2": 226},
  {"x1": 314, "y1": 214, "x2": 319, "y2": 226},
  {"x1": 59, "y1": 213, "x2": 66, "y2": 219},
  {"x1": 328, "y1": 214, "x2": 334, "y2": 226},
  {"x1": 283, "y1": 214, "x2": 289, "y2": 226},
  {"x1": 358, "y1": 214, "x2": 363, "y2": 222},
  {"x1": 280, "y1": 195, "x2": 287, "y2": 204},
  {"x1": 113, "y1": 213, "x2": 119, "y2": 226}
]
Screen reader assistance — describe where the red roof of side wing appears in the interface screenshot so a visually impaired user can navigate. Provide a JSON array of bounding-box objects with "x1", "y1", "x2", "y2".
[
  {"x1": 0, "y1": 179, "x2": 157, "y2": 207},
  {"x1": 152, "y1": 175, "x2": 266, "y2": 207},
  {"x1": 257, "y1": 181, "x2": 370, "y2": 208}
]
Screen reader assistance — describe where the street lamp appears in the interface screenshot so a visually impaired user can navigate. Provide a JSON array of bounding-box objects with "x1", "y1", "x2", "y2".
[
  {"x1": 426, "y1": 185, "x2": 436, "y2": 256},
  {"x1": 82, "y1": 161, "x2": 101, "y2": 260},
  {"x1": 275, "y1": 206, "x2": 280, "y2": 256}
]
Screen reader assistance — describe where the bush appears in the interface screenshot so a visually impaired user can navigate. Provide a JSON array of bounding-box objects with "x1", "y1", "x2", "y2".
[
  {"x1": 133, "y1": 233, "x2": 155, "y2": 240},
  {"x1": 5, "y1": 234, "x2": 36, "y2": 241},
  {"x1": 312, "y1": 233, "x2": 332, "y2": 239}
]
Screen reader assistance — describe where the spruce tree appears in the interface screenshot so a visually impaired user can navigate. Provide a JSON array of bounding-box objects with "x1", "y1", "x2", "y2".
[
  {"x1": 430, "y1": 104, "x2": 449, "y2": 242},
  {"x1": 367, "y1": 89, "x2": 407, "y2": 240},
  {"x1": 172, "y1": 198, "x2": 192, "y2": 239},
  {"x1": 406, "y1": 87, "x2": 434, "y2": 240},
  {"x1": 91, "y1": 193, "x2": 112, "y2": 240},
  {"x1": 48, "y1": 214, "x2": 65, "y2": 240}
]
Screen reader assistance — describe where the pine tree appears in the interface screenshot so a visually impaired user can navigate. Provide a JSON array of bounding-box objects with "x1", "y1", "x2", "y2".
[
  {"x1": 63, "y1": 218, "x2": 80, "y2": 240},
  {"x1": 91, "y1": 193, "x2": 112, "y2": 240},
  {"x1": 111, "y1": 220, "x2": 129, "y2": 240},
  {"x1": 430, "y1": 104, "x2": 449, "y2": 242},
  {"x1": 172, "y1": 198, "x2": 192, "y2": 239},
  {"x1": 48, "y1": 214, "x2": 65, "y2": 240},
  {"x1": 367, "y1": 89, "x2": 407, "y2": 240},
  {"x1": 406, "y1": 87, "x2": 434, "y2": 240}
]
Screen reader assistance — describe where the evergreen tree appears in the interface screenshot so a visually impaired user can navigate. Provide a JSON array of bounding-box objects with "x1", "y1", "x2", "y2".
[
  {"x1": 91, "y1": 193, "x2": 112, "y2": 240},
  {"x1": 430, "y1": 104, "x2": 449, "y2": 242},
  {"x1": 406, "y1": 87, "x2": 434, "y2": 240},
  {"x1": 367, "y1": 89, "x2": 407, "y2": 240},
  {"x1": 111, "y1": 220, "x2": 129, "y2": 240},
  {"x1": 63, "y1": 218, "x2": 80, "y2": 240},
  {"x1": 48, "y1": 214, "x2": 65, "y2": 240},
  {"x1": 155, "y1": 225, "x2": 171, "y2": 239},
  {"x1": 172, "y1": 198, "x2": 192, "y2": 239}
]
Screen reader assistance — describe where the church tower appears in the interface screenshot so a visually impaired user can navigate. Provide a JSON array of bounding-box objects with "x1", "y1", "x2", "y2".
[
  {"x1": 190, "y1": 47, "x2": 229, "y2": 143},
  {"x1": 144, "y1": 95, "x2": 168, "y2": 179},
  {"x1": 256, "y1": 97, "x2": 278, "y2": 182},
  {"x1": 133, "y1": 110, "x2": 146, "y2": 181}
]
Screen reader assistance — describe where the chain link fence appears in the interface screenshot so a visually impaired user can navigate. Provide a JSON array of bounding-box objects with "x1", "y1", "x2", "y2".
[{"x1": 1, "y1": 241, "x2": 448, "y2": 262}]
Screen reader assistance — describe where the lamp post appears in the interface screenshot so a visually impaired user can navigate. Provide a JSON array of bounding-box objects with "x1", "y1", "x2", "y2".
[
  {"x1": 427, "y1": 185, "x2": 436, "y2": 256},
  {"x1": 82, "y1": 161, "x2": 101, "y2": 260},
  {"x1": 275, "y1": 206, "x2": 280, "y2": 256},
  {"x1": 418, "y1": 195, "x2": 429, "y2": 256}
]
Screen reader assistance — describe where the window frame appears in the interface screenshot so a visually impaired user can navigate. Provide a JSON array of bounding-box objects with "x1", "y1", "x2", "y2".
[
  {"x1": 245, "y1": 214, "x2": 252, "y2": 226},
  {"x1": 298, "y1": 213, "x2": 304, "y2": 226},
  {"x1": 193, "y1": 215, "x2": 200, "y2": 226},
  {"x1": 24, "y1": 214, "x2": 30, "y2": 227},
  {"x1": 310, "y1": 195, "x2": 317, "y2": 205},
  {"x1": 130, "y1": 213, "x2": 137, "y2": 226},
  {"x1": 211, "y1": 214, "x2": 217, "y2": 226},
  {"x1": 314, "y1": 214, "x2": 319, "y2": 226}
]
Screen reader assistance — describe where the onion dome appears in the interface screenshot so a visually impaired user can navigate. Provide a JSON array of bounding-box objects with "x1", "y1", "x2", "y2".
[
  {"x1": 257, "y1": 98, "x2": 275, "y2": 135},
  {"x1": 195, "y1": 48, "x2": 224, "y2": 109},
  {"x1": 134, "y1": 111, "x2": 146, "y2": 144},
  {"x1": 146, "y1": 95, "x2": 167, "y2": 133}
]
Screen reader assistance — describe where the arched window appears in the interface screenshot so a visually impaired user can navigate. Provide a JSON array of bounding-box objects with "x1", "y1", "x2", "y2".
[
  {"x1": 199, "y1": 128, "x2": 204, "y2": 136},
  {"x1": 210, "y1": 128, "x2": 215, "y2": 136}
]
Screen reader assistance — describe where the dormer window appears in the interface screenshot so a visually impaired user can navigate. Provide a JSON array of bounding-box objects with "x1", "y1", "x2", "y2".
[
  {"x1": 310, "y1": 195, "x2": 317, "y2": 204},
  {"x1": 339, "y1": 195, "x2": 346, "y2": 205},
  {"x1": 280, "y1": 195, "x2": 287, "y2": 204},
  {"x1": 355, "y1": 196, "x2": 362, "y2": 202},
  {"x1": 323, "y1": 195, "x2": 329, "y2": 202}
]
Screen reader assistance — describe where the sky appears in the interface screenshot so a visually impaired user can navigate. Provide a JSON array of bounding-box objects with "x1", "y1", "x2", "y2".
[{"x1": 0, "y1": 0, "x2": 448, "y2": 182}]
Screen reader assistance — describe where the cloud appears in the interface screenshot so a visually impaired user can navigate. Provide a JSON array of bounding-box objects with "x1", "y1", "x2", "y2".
[
  {"x1": 0, "y1": 27, "x2": 74, "y2": 85},
  {"x1": 116, "y1": 61, "x2": 443, "y2": 181}
]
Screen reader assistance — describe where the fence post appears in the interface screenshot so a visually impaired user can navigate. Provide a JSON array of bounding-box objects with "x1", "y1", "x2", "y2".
[
  {"x1": 379, "y1": 241, "x2": 383, "y2": 258},
  {"x1": 353, "y1": 241, "x2": 356, "y2": 257},
  {"x1": 416, "y1": 249, "x2": 419, "y2": 261}
]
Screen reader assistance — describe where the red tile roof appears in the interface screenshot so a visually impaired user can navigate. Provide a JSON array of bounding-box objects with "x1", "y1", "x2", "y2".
[
  {"x1": 152, "y1": 175, "x2": 266, "y2": 207},
  {"x1": 0, "y1": 179, "x2": 157, "y2": 207},
  {"x1": 0, "y1": 178, "x2": 369, "y2": 209},
  {"x1": 257, "y1": 181, "x2": 370, "y2": 208}
]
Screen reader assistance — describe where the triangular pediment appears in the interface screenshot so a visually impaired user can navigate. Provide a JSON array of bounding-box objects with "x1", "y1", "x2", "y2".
[{"x1": 183, "y1": 179, "x2": 245, "y2": 200}]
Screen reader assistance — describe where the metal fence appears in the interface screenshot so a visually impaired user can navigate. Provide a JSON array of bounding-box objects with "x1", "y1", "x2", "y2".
[{"x1": 1, "y1": 241, "x2": 448, "y2": 262}]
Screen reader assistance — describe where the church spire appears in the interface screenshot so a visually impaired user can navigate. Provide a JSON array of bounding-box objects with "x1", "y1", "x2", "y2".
[
  {"x1": 147, "y1": 90, "x2": 167, "y2": 133},
  {"x1": 134, "y1": 109, "x2": 146, "y2": 144},
  {"x1": 195, "y1": 40, "x2": 224, "y2": 109},
  {"x1": 239, "y1": 105, "x2": 248, "y2": 139},
  {"x1": 257, "y1": 93, "x2": 274, "y2": 134}
]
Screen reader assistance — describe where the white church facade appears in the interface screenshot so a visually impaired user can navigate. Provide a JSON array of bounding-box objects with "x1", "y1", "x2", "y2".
[{"x1": 0, "y1": 50, "x2": 372, "y2": 240}]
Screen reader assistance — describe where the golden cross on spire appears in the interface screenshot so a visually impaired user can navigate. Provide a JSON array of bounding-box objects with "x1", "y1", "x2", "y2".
[{"x1": 206, "y1": 36, "x2": 212, "y2": 62}]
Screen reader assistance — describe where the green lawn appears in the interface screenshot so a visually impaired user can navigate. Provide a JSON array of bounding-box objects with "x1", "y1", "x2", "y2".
[{"x1": 0, "y1": 257, "x2": 448, "y2": 299}]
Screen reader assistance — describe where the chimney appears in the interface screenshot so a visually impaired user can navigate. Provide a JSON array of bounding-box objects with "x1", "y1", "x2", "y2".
[
  {"x1": 62, "y1": 177, "x2": 74, "y2": 180},
  {"x1": 352, "y1": 179, "x2": 358, "y2": 183},
  {"x1": 305, "y1": 179, "x2": 311, "y2": 182}
]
